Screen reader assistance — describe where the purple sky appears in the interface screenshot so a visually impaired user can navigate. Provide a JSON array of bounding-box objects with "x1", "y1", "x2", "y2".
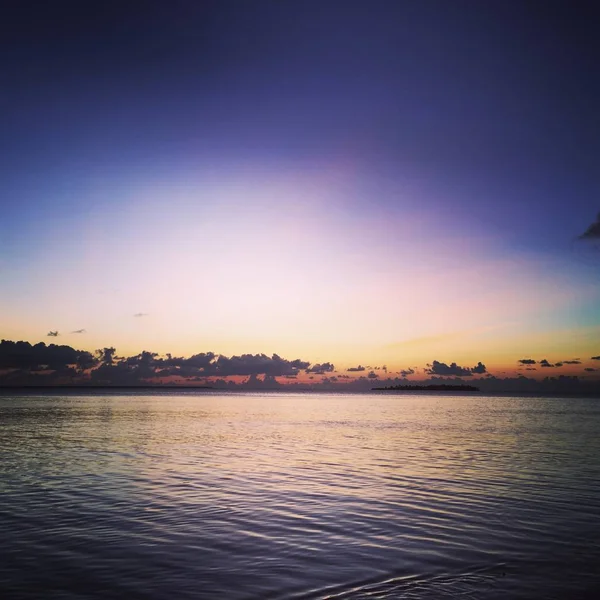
[{"x1": 1, "y1": 1, "x2": 599, "y2": 385}]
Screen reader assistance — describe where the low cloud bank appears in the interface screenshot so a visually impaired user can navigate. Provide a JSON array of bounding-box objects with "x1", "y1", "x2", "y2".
[
  {"x1": 1, "y1": 339, "x2": 598, "y2": 394},
  {"x1": 425, "y1": 360, "x2": 487, "y2": 376}
]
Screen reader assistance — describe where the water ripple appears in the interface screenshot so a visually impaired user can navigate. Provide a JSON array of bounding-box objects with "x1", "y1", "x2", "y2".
[{"x1": 1, "y1": 392, "x2": 600, "y2": 599}]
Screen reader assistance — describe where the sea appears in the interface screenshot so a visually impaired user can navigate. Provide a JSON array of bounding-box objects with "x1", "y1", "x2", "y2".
[{"x1": 1, "y1": 390, "x2": 599, "y2": 599}]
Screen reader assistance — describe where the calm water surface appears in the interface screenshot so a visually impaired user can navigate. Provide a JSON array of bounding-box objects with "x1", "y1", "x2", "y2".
[{"x1": 1, "y1": 391, "x2": 600, "y2": 599}]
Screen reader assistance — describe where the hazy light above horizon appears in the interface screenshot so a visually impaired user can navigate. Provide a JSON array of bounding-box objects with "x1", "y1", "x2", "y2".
[
  {"x1": 0, "y1": 2, "x2": 599, "y2": 380},
  {"x1": 2, "y1": 164, "x2": 598, "y2": 371}
]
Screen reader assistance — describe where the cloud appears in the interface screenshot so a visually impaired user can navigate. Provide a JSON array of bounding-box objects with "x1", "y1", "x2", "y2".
[
  {"x1": 133, "y1": 313, "x2": 148, "y2": 317},
  {"x1": 517, "y1": 357, "x2": 585, "y2": 369},
  {"x1": 47, "y1": 331, "x2": 59, "y2": 337},
  {"x1": 306, "y1": 362, "x2": 335, "y2": 374},
  {"x1": 425, "y1": 360, "x2": 487, "y2": 377},
  {"x1": 0, "y1": 340, "x2": 96, "y2": 372},
  {"x1": 218, "y1": 354, "x2": 310, "y2": 377},
  {"x1": 579, "y1": 213, "x2": 600, "y2": 240},
  {"x1": 162, "y1": 352, "x2": 216, "y2": 370},
  {"x1": 153, "y1": 353, "x2": 309, "y2": 378},
  {"x1": 426, "y1": 361, "x2": 471, "y2": 376},
  {"x1": 347, "y1": 365, "x2": 366, "y2": 372},
  {"x1": 2, "y1": 336, "x2": 597, "y2": 393},
  {"x1": 89, "y1": 351, "x2": 314, "y2": 384},
  {"x1": 525, "y1": 367, "x2": 537, "y2": 371},
  {"x1": 91, "y1": 362, "x2": 142, "y2": 385},
  {"x1": 239, "y1": 374, "x2": 282, "y2": 389},
  {"x1": 71, "y1": 329, "x2": 86, "y2": 334},
  {"x1": 592, "y1": 356, "x2": 600, "y2": 361},
  {"x1": 123, "y1": 351, "x2": 159, "y2": 367},
  {"x1": 96, "y1": 347, "x2": 117, "y2": 366}
]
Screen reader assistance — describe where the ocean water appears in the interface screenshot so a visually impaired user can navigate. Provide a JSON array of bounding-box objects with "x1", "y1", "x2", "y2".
[{"x1": 1, "y1": 391, "x2": 600, "y2": 599}]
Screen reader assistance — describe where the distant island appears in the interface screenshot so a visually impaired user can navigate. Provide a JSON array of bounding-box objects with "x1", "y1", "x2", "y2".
[{"x1": 372, "y1": 384, "x2": 479, "y2": 392}]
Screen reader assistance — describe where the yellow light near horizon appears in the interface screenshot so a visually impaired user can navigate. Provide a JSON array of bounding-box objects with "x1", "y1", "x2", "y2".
[{"x1": 1, "y1": 170, "x2": 598, "y2": 375}]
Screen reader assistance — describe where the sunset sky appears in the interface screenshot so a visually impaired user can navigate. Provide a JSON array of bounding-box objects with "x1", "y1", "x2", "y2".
[{"x1": 1, "y1": 1, "x2": 599, "y2": 385}]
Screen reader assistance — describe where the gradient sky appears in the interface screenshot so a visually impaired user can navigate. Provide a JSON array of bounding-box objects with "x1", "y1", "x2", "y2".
[{"x1": 1, "y1": 1, "x2": 599, "y2": 379}]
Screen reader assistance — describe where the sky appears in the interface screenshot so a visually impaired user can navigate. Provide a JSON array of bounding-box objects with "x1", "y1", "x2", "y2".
[{"x1": 1, "y1": 1, "x2": 599, "y2": 388}]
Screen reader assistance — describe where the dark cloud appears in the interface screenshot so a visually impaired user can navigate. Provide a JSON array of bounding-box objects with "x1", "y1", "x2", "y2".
[
  {"x1": 47, "y1": 331, "x2": 59, "y2": 337},
  {"x1": 306, "y1": 362, "x2": 335, "y2": 374},
  {"x1": 0, "y1": 340, "x2": 95, "y2": 372},
  {"x1": 522, "y1": 358, "x2": 578, "y2": 367},
  {"x1": 592, "y1": 356, "x2": 600, "y2": 361},
  {"x1": 579, "y1": 213, "x2": 600, "y2": 240},
  {"x1": 96, "y1": 347, "x2": 116, "y2": 366},
  {"x1": 133, "y1": 313, "x2": 148, "y2": 317},
  {"x1": 135, "y1": 352, "x2": 309, "y2": 379},
  {"x1": 161, "y1": 352, "x2": 217, "y2": 371},
  {"x1": 91, "y1": 362, "x2": 142, "y2": 385},
  {"x1": 121, "y1": 351, "x2": 160, "y2": 381},
  {"x1": 425, "y1": 360, "x2": 487, "y2": 377},
  {"x1": 213, "y1": 354, "x2": 310, "y2": 377},
  {"x1": 2, "y1": 337, "x2": 598, "y2": 394},
  {"x1": 426, "y1": 361, "x2": 471, "y2": 376},
  {"x1": 240, "y1": 374, "x2": 282, "y2": 389},
  {"x1": 71, "y1": 329, "x2": 86, "y2": 334},
  {"x1": 5, "y1": 345, "x2": 316, "y2": 385},
  {"x1": 525, "y1": 367, "x2": 537, "y2": 371},
  {"x1": 76, "y1": 352, "x2": 97, "y2": 370},
  {"x1": 347, "y1": 365, "x2": 366, "y2": 372}
]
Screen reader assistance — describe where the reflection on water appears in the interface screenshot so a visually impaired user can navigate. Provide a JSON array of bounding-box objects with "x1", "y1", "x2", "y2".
[{"x1": 1, "y1": 391, "x2": 600, "y2": 599}]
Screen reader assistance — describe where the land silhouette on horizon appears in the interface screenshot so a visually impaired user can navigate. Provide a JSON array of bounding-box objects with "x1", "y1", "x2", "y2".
[{"x1": 372, "y1": 384, "x2": 479, "y2": 392}]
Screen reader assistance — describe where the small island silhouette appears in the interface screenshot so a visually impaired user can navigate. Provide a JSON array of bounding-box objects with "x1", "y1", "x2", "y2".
[{"x1": 372, "y1": 384, "x2": 479, "y2": 392}]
